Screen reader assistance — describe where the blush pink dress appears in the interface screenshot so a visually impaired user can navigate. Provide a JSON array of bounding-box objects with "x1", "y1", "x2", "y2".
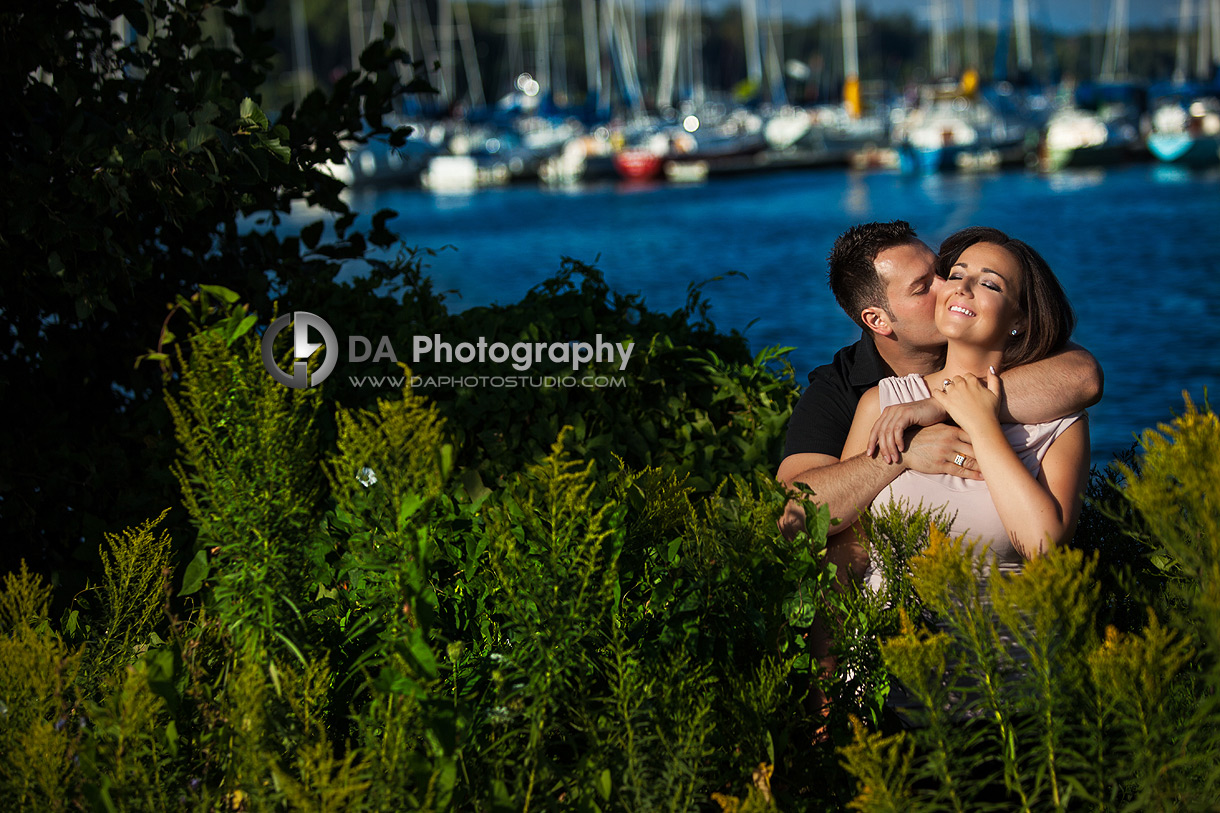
[{"x1": 864, "y1": 373, "x2": 1084, "y2": 590}]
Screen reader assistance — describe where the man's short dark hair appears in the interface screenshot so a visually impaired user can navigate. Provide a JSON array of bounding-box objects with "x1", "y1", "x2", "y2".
[{"x1": 827, "y1": 220, "x2": 922, "y2": 330}]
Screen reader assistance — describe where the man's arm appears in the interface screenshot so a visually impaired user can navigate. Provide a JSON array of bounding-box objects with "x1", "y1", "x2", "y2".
[
  {"x1": 998, "y1": 342, "x2": 1103, "y2": 424},
  {"x1": 868, "y1": 343, "x2": 1103, "y2": 461},
  {"x1": 778, "y1": 389, "x2": 980, "y2": 540},
  {"x1": 777, "y1": 450, "x2": 904, "y2": 539}
]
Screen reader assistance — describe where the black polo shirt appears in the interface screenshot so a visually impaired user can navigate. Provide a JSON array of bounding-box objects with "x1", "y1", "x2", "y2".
[{"x1": 782, "y1": 330, "x2": 894, "y2": 460}]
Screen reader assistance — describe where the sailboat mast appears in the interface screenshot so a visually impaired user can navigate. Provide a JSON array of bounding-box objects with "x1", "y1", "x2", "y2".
[
  {"x1": 1174, "y1": 0, "x2": 1191, "y2": 84},
  {"x1": 536, "y1": 0, "x2": 550, "y2": 97},
  {"x1": 841, "y1": 0, "x2": 860, "y2": 116},
  {"x1": 452, "y1": 0, "x2": 485, "y2": 106},
  {"x1": 765, "y1": 0, "x2": 786, "y2": 105},
  {"x1": 742, "y1": 0, "x2": 764, "y2": 90},
  {"x1": 290, "y1": 0, "x2": 314, "y2": 104},
  {"x1": 1101, "y1": 0, "x2": 1129, "y2": 81},
  {"x1": 930, "y1": 0, "x2": 949, "y2": 78},
  {"x1": 507, "y1": 0, "x2": 524, "y2": 92},
  {"x1": 657, "y1": 0, "x2": 684, "y2": 109},
  {"x1": 692, "y1": 0, "x2": 705, "y2": 106},
  {"x1": 349, "y1": 0, "x2": 366, "y2": 69},
  {"x1": 962, "y1": 0, "x2": 980, "y2": 70},
  {"x1": 1213, "y1": 0, "x2": 1220, "y2": 70},
  {"x1": 1197, "y1": 0, "x2": 1210, "y2": 79},
  {"x1": 1013, "y1": 0, "x2": 1033, "y2": 74},
  {"x1": 580, "y1": 0, "x2": 602, "y2": 106}
]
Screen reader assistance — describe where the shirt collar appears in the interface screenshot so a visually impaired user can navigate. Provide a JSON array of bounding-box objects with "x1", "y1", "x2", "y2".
[{"x1": 850, "y1": 329, "x2": 895, "y2": 388}]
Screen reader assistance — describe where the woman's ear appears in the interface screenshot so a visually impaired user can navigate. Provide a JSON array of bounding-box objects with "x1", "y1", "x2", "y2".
[{"x1": 861, "y1": 307, "x2": 893, "y2": 337}]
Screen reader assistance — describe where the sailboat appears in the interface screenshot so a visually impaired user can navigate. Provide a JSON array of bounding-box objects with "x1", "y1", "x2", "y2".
[
  {"x1": 762, "y1": 0, "x2": 891, "y2": 167},
  {"x1": 893, "y1": 0, "x2": 1037, "y2": 173},
  {"x1": 1146, "y1": 0, "x2": 1220, "y2": 167},
  {"x1": 1040, "y1": 0, "x2": 1147, "y2": 171},
  {"x1": 611, "y1": 0, "x2": 769, "y2": 182}
]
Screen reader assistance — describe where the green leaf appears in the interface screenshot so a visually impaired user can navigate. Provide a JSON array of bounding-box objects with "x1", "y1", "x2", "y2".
[
  {"x1": 460, "y1": 468, "x2": 492, "y2": 507},
  {"x1": 407, "y1": 628, "x2": 438, "y2": 679},
  {"x1": 596, "y1": 768, "x2": 612, "y2": 801},
  {"x1": 199, "y1": 284, "x2": 240, "y2": 304},
  {"x1": 239, "y1": 97, "x2": 270, "y2": 130},
  {"x1": 194, "y1": 101, "x2": 221, "y2": 125},
  {"x1": 227, "y1": 314, "x2": 257, "y2": 346},
  {"x1": 179, "y1": 549, "x2": 209, "y2": 596},
  {"x1": 397, "y1": 493, "x2": 425, "y2": 529},
  {"x1": 186, "y1": 123, "x2": 220, "y2": 151}
]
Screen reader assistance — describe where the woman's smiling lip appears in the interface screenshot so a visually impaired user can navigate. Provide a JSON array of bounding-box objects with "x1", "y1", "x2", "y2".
[{"x1": 948, "y1": 303, "x2": 976, "y2": 317}]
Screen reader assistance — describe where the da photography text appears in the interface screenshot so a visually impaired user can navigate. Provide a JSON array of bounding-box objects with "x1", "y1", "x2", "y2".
[
  {"x1": 351, "y1": 333, "x2": 635, "y2": 372},
  {"x1": 261, "y1": 312, "x2": 635, "y2": 389}
]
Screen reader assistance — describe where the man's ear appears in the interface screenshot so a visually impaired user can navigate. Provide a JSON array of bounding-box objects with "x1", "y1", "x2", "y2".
[{"x1": 861, "y1": 307, "x2": 893, "y2": 337}]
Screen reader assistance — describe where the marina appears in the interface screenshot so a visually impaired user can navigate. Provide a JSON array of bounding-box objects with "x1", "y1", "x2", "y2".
[
  {"x1": 337, "y1": 161, "x2": 1220, "y2": 472},
  {"x1": 292, "y1": 0, "x2": 1220, "y2": 466}
]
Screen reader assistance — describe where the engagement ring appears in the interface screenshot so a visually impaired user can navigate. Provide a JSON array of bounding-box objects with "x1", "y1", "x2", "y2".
[
  {"x1": 942, "y1": 379, "x2": 953, "y2": 390},
  {"x1": 954, "y1": 454, "x2": 967, "y2": 467}
]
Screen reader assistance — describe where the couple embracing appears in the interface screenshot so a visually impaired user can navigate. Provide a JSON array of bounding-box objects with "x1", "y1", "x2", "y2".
[{"x1": 776, "y1": 221, "x2": 1103, "y2": 691}]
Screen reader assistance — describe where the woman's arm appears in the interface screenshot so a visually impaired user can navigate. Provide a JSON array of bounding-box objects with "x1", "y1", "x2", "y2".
[
  {"x1": 931, "y1": 372, "x2": 1091, "y2": 557},
  {"x1": 867, "y1": 343, "x2": 1101, "y2": 462}
]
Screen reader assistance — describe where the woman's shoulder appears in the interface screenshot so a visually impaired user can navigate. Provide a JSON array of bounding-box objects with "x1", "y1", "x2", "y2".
[
  {"x1": 877, "y1": 373, "x2": 932, "y2": 409},
  {"x1": 1005, "y1": 410, "x2": 1088, "y2": 459}
]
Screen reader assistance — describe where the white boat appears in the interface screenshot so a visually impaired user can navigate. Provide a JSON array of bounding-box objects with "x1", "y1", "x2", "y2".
[
  {"x1": 894, "y1": 80, "x2": 1035, "y2": 173},
  {"x1": 1041, "y1": 104, "x2": 1142, "y2": 170},
  {"x1": 1146, "y1": 97, "x2": 1220, "y2": 167}
]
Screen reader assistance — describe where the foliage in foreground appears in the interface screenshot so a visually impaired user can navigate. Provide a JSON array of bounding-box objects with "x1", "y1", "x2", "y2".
[
  {"x1": 2, "y1": 290, "x2": 1218, "y2": 811},
  {"x1": 841, "y1": 395, "x2": 1220, "y2": 812},
  {"x1": 0, "y1": 313, "x2": 841, "y2": 811}
]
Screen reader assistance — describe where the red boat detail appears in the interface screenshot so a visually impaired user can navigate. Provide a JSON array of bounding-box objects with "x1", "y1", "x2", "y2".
[{"x1": 612, "y1": 150, "x2": 664, "y2": 180}]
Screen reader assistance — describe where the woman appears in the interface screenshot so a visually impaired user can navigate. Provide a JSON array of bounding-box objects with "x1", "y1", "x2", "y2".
[{"x1": 840, "y1": 226, "x2": 1091, "y2": 582}]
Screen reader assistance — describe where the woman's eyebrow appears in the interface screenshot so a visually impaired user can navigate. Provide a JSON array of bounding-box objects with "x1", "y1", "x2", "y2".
[{"x1": 954, "y1": 261, "x2": 1008, "y2": 283}]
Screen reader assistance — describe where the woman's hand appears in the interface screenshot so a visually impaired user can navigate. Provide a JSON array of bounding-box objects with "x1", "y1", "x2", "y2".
[
  {"x1": 929, "y1": 368, "x2": 1003, "y2": 436},
  {"x1": 866, "y1": 399, "x2": 951, "y2": 464}
]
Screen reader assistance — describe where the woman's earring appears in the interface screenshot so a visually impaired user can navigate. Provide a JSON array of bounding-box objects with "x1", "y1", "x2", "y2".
[{"x1": 1010, "y1": 329, "x2": 1018, "y2": 336}]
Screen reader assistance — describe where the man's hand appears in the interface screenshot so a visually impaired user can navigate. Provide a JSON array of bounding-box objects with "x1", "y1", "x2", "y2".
[
  {"x1": 866, "y1": 398, "x2": 950, "y2": 463},
  {"x1": 901, "y1": 423, "x2": 983, "y2": 480},
  {"x1": 778, "y1": 499, "x2": 808, "y2": 541}
]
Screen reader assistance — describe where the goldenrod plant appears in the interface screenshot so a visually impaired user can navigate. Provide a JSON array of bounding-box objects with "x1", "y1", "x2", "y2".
[{"x1": 841, "y1": 394, "x2": 1220, "y2": 811}]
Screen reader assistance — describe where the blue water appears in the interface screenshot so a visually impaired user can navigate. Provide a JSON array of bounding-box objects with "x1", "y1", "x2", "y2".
[{"x1": 340, "y1": 164, "x2": 1220, "y2": 468}]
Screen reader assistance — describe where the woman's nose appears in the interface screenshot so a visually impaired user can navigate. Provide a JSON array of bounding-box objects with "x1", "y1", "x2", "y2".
[{"x1": 948, "y1": 277, "x2": 971, "y2": 295}]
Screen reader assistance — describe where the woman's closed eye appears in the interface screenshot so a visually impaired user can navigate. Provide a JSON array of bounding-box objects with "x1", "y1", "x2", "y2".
[{"x1": 948, "y1": 271, "x2": 1002, "y2": 292}]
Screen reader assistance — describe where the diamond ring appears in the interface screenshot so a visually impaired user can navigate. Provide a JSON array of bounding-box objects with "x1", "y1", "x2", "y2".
[{"x1": 954, "y1": 454, "x2": 967, "y2": 467}]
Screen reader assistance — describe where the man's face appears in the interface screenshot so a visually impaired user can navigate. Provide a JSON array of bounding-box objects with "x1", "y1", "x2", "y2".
[{"x1": 872, "y1": 241, "x2": 945, "y2": 351}]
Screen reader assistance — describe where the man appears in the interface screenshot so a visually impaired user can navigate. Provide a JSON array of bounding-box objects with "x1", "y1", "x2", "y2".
[
  {"x1": 778, "y1": 220, "x2": 1102, "y2": 550},
  {"x1": 778, "y1": 221, "x2": 1102, "y2": 734}
]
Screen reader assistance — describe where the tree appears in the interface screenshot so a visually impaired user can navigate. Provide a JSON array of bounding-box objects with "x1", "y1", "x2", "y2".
[{"x1": 0, "y1": 0, "x2": 429, "y2": 581}]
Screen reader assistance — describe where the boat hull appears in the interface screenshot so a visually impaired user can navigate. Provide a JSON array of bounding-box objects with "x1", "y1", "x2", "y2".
[
  {"x1": 613, "y1": 150, "x2": 664, "y2": 180},
  {"x1": 1043, "y1": 142, "x2": 1137, "y2": 171},
  {"x1": 1147, "y1": 132, "x2": 1220, "y2": 168}
]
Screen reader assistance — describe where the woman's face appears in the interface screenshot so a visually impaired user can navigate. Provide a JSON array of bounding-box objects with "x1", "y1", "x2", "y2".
[{"x1": 935, "y1": 242, "x2": 1025, "y2": 348}]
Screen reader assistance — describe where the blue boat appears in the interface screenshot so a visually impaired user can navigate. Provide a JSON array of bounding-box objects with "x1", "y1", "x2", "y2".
[
  {"x1": 1145, "y1": 84, "x2": 1220, "y2": 169},
  {"x1": 1147, "y1": 131, "x2": 1220, "y2": 167}
]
